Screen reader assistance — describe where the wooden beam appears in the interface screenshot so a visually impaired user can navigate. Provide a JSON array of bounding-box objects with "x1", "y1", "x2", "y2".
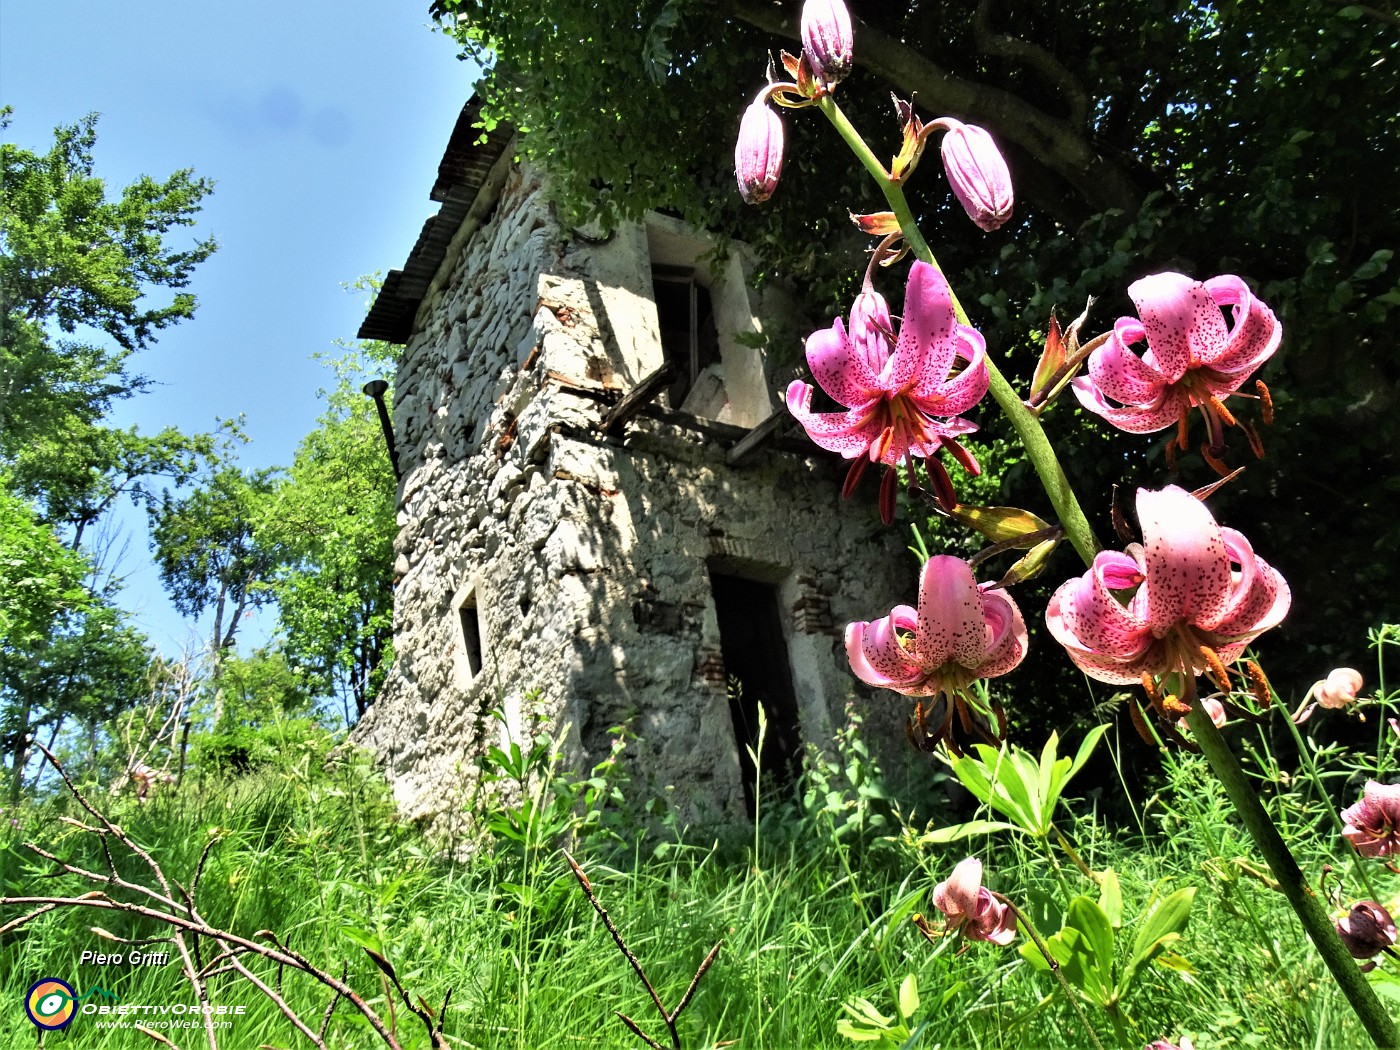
[
  {"x1": 726, "y1": 409, "x2": 788, "y2": 465},
  {"x1": 599, "y1": 362, "x2": 676, "y2": 436}
]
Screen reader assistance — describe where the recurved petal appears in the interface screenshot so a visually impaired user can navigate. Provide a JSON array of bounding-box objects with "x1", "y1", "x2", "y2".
[
  {"x1": 1206, "y1": 528, "x2": 1291, "y2": 640},
  {"x1": 1071, "y1": 377, "x2": 1186, "y2": 434},
  {"x1": 1137, "y1": 486, "x2": 1232, "y2": 632},
  {"x1": 1129, "y1": 272, "x2": 1228, "y2": 383},
  {"x1": 1048, "y1": 551, "x2": 1153, "y2": 657},
  {"x1": 845, "y1": 608, "x2": 925, "y2": 690},
  {"x1": 976, "y1": 587, "x2": 1028, "y2": 678},
  {"x1": 916, "y1": 556, "x2": 987, "y2": 669},
  {"x1": 933, "y1": 856, "x2": 984, "y2": 918},
  {"x1": 917, "y1": 326, "x2": 989, "y2": 413},
  {"x1": 1084, "y1": 320, "x2": 1171, "y2": 406},
  {"x1": 806, "y1": 320, "x2": 882, "y2": 406},
  {"x1": 893, "y1": 261, "x2": 959, "y2": 390},
  {"x1": 786, "y1": 381, "x2": 885, "y2": 458},
  {"x1": 1202, "y1": 275, "x2": 1281, "y2": 374},
  {"x1": 1051, "y1": 628, "x2": 1170, "y2": 684}
]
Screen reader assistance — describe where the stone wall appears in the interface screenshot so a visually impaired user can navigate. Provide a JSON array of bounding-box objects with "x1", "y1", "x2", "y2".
[{"x1": 352, "y1": 159, "x2": 919, "y2": 837}]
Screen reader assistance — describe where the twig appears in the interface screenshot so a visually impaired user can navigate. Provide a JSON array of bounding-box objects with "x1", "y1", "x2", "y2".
[{"x1": 562, "y1": 850, "x2": 721, "y2": 1050}]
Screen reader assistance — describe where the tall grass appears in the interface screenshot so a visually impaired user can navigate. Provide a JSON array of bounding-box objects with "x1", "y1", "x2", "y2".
[{"x1": 4, "y1": 642, "x2": 1399, "y2": 1049}]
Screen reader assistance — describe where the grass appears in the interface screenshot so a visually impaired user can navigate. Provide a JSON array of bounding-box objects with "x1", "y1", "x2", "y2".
[{"x1": 5, "y1": 647, "x2": 1400, "y2": 1049}]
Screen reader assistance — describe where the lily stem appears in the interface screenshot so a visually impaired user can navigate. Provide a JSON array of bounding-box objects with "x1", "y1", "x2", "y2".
[
  {"x1": 817, "y1": 96, "x2": 1101, "y2": 567},
  {"x1": 1185, "y1": 698, "x2": 1398, "y2": 1048},
  {"x1": 991, "y1": 892, "x2": 1107, "y2": 1050}
]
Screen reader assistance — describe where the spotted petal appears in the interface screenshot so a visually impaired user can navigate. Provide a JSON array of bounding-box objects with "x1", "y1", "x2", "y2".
[
  {"x1": 917, "y1": 556, "x2": 986, "y2": 669},
  {"x1": 895, "y1": 262, "x2": 959, "y2": 391},
  {"x1": 977, "y1": 587, "x2": 1029, "y2": 678},
  {"x1": 805, "y1": 320, "x2": 882, "y2": 407},
  {"x1": 785, "y1": 381, "x2": 884, "y2": 458},
  {"x1": 1130, "y1": 272, "x2": 1229, "y2": 382},
  {"x1": 1072, "y1": 378, "x2": 1187, "y2": 434},
  {"x1": 1202, "y1": 274, "x2": 1281, "y2": 377},
  {"x1": 1084, "y1": 319, "x2": 1171, "y2": 406},
  {"x1": 1138, "y1": 486, "x2": 1232, "y2": 633}
]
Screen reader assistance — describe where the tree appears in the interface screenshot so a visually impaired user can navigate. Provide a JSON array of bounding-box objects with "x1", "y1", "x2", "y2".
[
  {"x1": 149, "y1": 465, "x2": 281, "y2": 658},
  {"x1": 0, "y1": 108, "x2": 219, "y2": 537},
  {"x1": 0, "y1": 110, "x2": 216, "y2": 792},
  {"x1": 259, "y1": 335, "x2": 398, "y2": 723},
  {"x1": 433, "y1": 0, "x2": 1400, "y2": 703}
]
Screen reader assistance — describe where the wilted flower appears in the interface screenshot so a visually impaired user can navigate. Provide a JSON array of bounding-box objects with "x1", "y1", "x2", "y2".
[
  {"x1": 735, "y1": 97, "x2": 784, "y2": 204},
  {"x1": 1071, "y1": 272, "x2": 1281, "y2": 471},
  {"x1": 1295, "y1": 667, "x2": 1365, "y2": 724},
  {"x1": 786, "y1": 260, "x2": 990, "y2": 522},
  {"x1": 801, "y1": 0, "x2": 854, "y2": 87},
  {"x1": 1046, "y1": 485, "x2": 1290, "y2": 686},
  {"x1": 938, "y1": 120, "x2": 1013, "y2": 232},
  {"x1": 1341, "y1": 782, "x2": 1400, "y2": 859},
  {"x1": 932, "y1": 857, "x2": 1017, "y2": 945},
  {"x1": 1336, "y1": 900, "x2": 1397, "y2": 969}
]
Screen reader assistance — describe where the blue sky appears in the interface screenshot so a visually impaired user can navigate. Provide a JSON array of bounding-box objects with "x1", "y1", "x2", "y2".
[{"x1": 2, "y1": 1, "x2": 477, "y2": 653}]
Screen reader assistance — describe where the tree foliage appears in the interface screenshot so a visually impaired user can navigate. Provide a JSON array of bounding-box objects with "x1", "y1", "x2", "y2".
[
  {"x1": 0, "y1": 110, "x2": 216, "y2": 793},
  {"x1": 150, "y1": 465, "x2": 280, "y2": 656},
  {"x1": 259, "y1": 335, "x2": 399, "y2": 723},
  {"x1": 436, "y1": 0, "x2": 1400, "y2": 706}
]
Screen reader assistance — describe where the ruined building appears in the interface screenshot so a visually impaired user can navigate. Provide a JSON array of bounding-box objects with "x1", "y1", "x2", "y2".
[{"x1": 351, "y1": 100, "x2": 915, "y2": 835}]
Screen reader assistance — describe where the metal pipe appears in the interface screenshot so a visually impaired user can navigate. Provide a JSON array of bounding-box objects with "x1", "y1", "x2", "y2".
[{"x1": 361, "y1": 379, "x2": 401, "y2": 482}]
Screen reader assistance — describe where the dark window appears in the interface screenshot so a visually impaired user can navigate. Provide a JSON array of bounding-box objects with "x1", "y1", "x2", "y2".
[
  {"x1": 459, "y1": 602, "x2": 483, "y2": 679},
  {"x1": 709, "y1": 573, "x2": 803, "y2": 819},
  {"x1": 651, "y1": 265, "x2": 719, "y2": 409}
]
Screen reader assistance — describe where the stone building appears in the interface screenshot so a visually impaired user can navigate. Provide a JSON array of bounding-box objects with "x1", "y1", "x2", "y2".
[{"x1": 351, "y1": 100, "x2": 915, "y2": 835}]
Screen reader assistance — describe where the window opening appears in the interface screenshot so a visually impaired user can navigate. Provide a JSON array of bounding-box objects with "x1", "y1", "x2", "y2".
[
  {"x1": 651, "y1": 265, "x2": 719, "y2": 410},
  {"x1": 459, "y1": 596, "x2": 484, "y2": 680},
  {"x1": 709, "y1": 572, "x2": 803, "y2": 819}
]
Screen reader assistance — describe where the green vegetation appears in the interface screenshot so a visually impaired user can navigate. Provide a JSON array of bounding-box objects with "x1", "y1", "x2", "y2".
[{"x1": 4, "y1": 631, "x2": 1400, "y2": 1048}]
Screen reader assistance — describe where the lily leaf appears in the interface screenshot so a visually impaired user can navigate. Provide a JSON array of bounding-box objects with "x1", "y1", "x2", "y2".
[
  {"x1": 1120, "y1": 886, "x2": 1196, "y2": 999},
  {"x1": 897, "y1": 973, "x2": 920, "y2": 1021},
  {"x1": 917, "y1": 819, "x2": 1019, "y2": 844}
]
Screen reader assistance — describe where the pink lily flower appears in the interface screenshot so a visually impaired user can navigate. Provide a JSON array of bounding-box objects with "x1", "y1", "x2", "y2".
[
  {"x1": 1341, "y1": 781, "x2": 1400, "y2": 858},
  {"x1": 847, "y1": 555, "x2": 1025, "y2": 752},
  {"x1": 932, "y1": 857, "x2": 1017, "y2": 945},
  {"x1": 1336, "y1": 900, "x2": 1398, "y2": 969},
  {"x1": 1046, "y1": 485, "x2": 1290, "y2": 687},
  {"x1": 1071, "y1": 272, "x2": 1280, "y2": 471},
  {"x1": 846, "y1": 555, "x2": 1027, "y2": 698},
  {"x1": 786, "y1": 260, "x2": 989, "y2": 522}
]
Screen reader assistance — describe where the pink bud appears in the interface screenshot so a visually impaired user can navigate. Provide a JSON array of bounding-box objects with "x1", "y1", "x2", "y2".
[
  {"x1": 939, "y1": 120, "x2": 1014, "y2": 232},
  {"x1": 735, "y1": 99, "x2": 784, "y2": 205},
  {"x1": 801, "y1": 0, "x2": 854, "y2": 86},
  {"x1": 1177, "y1": 696, "x2": 1227, "y2": 736}
]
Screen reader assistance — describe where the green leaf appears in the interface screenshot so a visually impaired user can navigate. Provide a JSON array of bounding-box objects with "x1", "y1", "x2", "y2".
[
  {"x1": 897, "y1": 973, "x2": 920, "y2": 1021},
  {"x1": 1066, "y1": 896, "x2": 1116, "y2": 1002},
  {"x1": 917, "y1": 819, "x2": 1020, "y2": 844},
  {"x1": 1120, "y1": 886, "x2": 1196, "y2": 998},
  {"x1": 1098, "y1": 869, "x2": 1124, "y2": 928}
]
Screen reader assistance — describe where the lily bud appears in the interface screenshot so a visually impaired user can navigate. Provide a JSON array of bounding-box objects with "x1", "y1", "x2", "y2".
[
  {"x1": 939, "y1": 120, "x2": 1013, "y2": 232},
  {"x1": 735, "y1": 99, "x2": 784, "y2": 205},
  {"x1": 801, "y1": 0, "x2": 853, "y2": 87}
]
